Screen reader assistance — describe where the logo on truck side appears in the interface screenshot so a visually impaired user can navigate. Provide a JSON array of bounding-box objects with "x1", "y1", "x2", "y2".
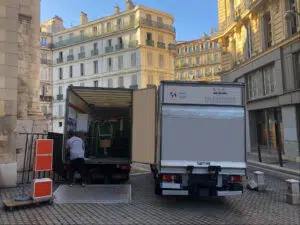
[{"x1": 213, "y1": 88, "x2": 227, "y2": 95}]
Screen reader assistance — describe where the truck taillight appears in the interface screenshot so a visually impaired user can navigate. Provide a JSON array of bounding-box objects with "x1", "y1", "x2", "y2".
[
  {"x1": 162, "y1": 175, "x2": 176, "y2": 182},
  {"x1": 120, "y1": 165, "x2": 131, "y2": 170},
  {"x1": 228, "y1": 175, "x2": 242, "y2": 184}
]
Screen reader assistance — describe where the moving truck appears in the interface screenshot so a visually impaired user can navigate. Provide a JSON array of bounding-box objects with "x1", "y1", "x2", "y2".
[{"x1": 63, "y1": 81, "x2": 246, "y2": 196}]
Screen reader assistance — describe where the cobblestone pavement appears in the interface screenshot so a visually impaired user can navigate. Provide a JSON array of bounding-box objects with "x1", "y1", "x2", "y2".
[{"x1": 0, "y1": 165, "x2": 299, "y2": 225}]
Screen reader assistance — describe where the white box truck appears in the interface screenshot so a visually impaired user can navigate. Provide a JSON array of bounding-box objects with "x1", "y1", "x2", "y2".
[
  {"x1": 151, "y1": 81, "x2": 246, "y2": 197},
  {"x1": 62, "y1": 81, "x2": 246, "y2": 195}
]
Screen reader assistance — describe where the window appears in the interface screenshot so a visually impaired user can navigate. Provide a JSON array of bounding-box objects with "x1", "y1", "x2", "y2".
[
  {"x1": 159, "y1": 55, "x2": 164, "y2": 68},
  {"x1": 93, "y1": 61, "x2": 98, "y2": 74},
  {"x1": 196, "y1": 46, "x2": 200, "y2": 52},
  {"x1": 214, "y1": 66, "x2": 220, "y2": 73},
  {"x1": 293, "y1": 51, "x2": 300, "y2": 89},
  {"x1": 108, "y1": 39, "x2": 112, "y2": 47},
  {"x1": 262, "y1": 12, "x2": 272, "y2": 50},
  {"x1": 214, "y1": 54, "x2": 219, "y2": 61},
  {"x1": 69, "y1": 49, "x2": 73, "y2": 55},
  {"x1": 180, "y1": 72, "x2": 184, "y2": 80},
  {"x1": 245, "y1": 22, "x2": 252, "y2": 59},
  {"x1": 41, "y1": 86, "x2": 46, "y2": 96},
  {"x1": 59, "y1": 122, "x2": 63, "y2": 127},
  {"x1": 147, "y1": 73, "x2": 153, "y2": 84},
  {"x1": 108, "y1": 58, "x2": 113, "y2": 72},
  {"x1": 107, "y1": 22, "x2": 111, "y2": 32},
  {"x1": 146, "y1": 14, "x2": 152, "y2": 21},
  {"x1": 197, "y1": 70, "x2": 202, "y2": 78},
  {"x1": 157, "y1": 17, "x2": 163, "y2": 24},
  {"x1": 58, "y1": 105, "x2": 63, "y2": 117},
  {"x1": 117, "y1": 18, "x2": 122, "y2": 30},
  {"x1": 93, "y1": 26, "x2": 98, "y2": 35},
  {"x1": 58, "y1": 104, "x2": 63, "y2": 117},
  {"x1": 189, "y1": 58, "x2": 193, "y2": 65},
  {"x1": 205, "y1": 43, "x2": 209, "y2": 50},
  {"x1": 214, "y1": 42, "x2": 219, "y2": 49},
  {"x1": 146, "y1": 32, "x2": 152, "y2": 40},
  {"x1": 94, "y1": 80, "x2": 98, "y2": 87},
  {"x1": 118, "y1": 37, "x2": 123, "y2": 45},
  {"x1": 59, "y1": 68, "x2": 63, "y2": 80},
  {"x1": 286, "y1": 0, "x2": 298, "y2": 36},
  {"x1": 181, "y1": 59, "x2": 185, "y2": 65},
  {"x1": 206, "y1": 55, "x2": 211, "y2": 63},
  {"x1": 147, "y1": 52, "x2": 153, "y2": 66},
  {"x1": 108, "y1": 79, "x2": 113, "y2": 88},
  {"x1": 80, "y1": 63, "x2": 84, "y2": 76},
  {"x1": 80, "y1": 46, "x2": 85, "y2": 53},
  {"x1": 185, "y1": 46, "x2": 187, "y2": 53},
  {"x1": 58, "y1": 86, "x2": 62, "y2": 95},
  {"x1": 59, "y1": 51, "x2": 63, "y2": 59},
  {"x1": 80, "y1": 30, "x2": 84, "y2": 39},
  {"x1": 41, "y1": 37, "x2": 47, "y2": 47},
  {"x1": 131, "y1": 53, "x2": 137, "y2": 67},
  {"x1": 118, "y1": 76, "x2": 124, "y2": 87},
  {"x1": 131, "y1": 74, "x2": 137, "y2": 85},
  {"x1": 118, "y1": 55, "x2": 123, "y2": 70},
  {"x1": 69, "y1": 66, "x2": 73, "y2": 78},
  {"x1": 205, "y1": 67, "x2": 211, "y2": 74},
  {"x1": 93, "y1": 43, "x2": 98, "y2": 50},
  {"x1": 262, "y1": 64, "x2": 275, "y2": 95},
  {"x1": 189, "y1": 47, "x2": 193, "y2": 53},
  {"x1": 130, "y1": 15, "x2": 135, "y2": 26},
  {"x1": 196, "y1": 57, "x2": 200, "y2": 64},
  {"x1": 189, "y1": 71, "x2": 194, "y2": 79}
]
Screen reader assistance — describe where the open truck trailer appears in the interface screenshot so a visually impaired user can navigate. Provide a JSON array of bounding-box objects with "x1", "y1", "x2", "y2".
[
  {"x1": 63, "y1": 86, "x2": 156, "y2": 182},
  {"x1": 62, "y1": 81, "x2": 246, "y2": 197}
]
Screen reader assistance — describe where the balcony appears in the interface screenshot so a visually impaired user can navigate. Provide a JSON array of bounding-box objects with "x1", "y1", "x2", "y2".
[
  {"x1": 67, "y1": 55, "x2": 74, "y2": 61},
  {"x1": 129, "y1": 40, "x2": 138, "y2": 48},
  {"x1": 139, "y1": 18, "x2": 175, "y2": 33},
  {"x1": 157, "y1": 42, "x2": 166, "y2": 49},
  {"x1": 105, "y1": 46, "x2": 114, "y2": 53},
  {"x1": 91, "y1": 49, "x2": 99, "y2": 56},
  {"x1": 115, "y1": 43, "x2": 124, "y2": 51},
  {"x1": 78, "y1": 52, "x2": 86, "y2": 59},
  {"x1": 56, "y1": 94, "x2": 63, "y2": 101},
  {"x1": 40, "y1": 59, "x2": 52, "y2": 65},
  {"x1": 168, "y1": 43, "x2": 177, "y2": 51},
  {"x1": 146, "y1": 39, "x2": 154, "y2": 47},
  {"x1": 40, "y1": 95, "x2": 52, "y2": 102},
  {"x1": 56, "y1": 58, "x2": 63, "y2": 64}
]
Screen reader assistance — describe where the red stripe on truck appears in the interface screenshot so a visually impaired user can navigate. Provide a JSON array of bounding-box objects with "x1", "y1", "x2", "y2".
[{"x1": 68, "y1": 103, "x2": 85, "y2": 113}]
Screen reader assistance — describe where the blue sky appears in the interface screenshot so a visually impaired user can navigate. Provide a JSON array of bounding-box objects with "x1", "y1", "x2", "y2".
[{"x1": 41, "y1": 0, "x2": 218, "y2": 41}]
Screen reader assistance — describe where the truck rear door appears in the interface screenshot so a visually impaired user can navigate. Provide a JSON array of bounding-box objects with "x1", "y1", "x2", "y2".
[{"x1": 131, "y1": 87, "x2": 156, "y2": 164}]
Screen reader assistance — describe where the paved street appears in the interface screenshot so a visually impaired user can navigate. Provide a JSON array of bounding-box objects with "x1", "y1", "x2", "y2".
[{"x1": 0, "y1": 166, "x2": 299, "y2": 225}]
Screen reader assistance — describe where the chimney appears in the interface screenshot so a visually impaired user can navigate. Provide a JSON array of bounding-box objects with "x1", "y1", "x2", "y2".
[
  {"x1": 80, "y1": 12, "x2": 88, "y2": 25},
  {"x1": 114, "y1": 5, "x2": 120, "y2": 14},
  {"x1": 126, "y1": 0, "x2": 134, "y2": 10}
]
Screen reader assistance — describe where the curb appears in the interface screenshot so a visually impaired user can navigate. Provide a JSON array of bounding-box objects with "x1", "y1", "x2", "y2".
[{"x1": 247, "y1": 160, "x2": 300, "y2": 179}]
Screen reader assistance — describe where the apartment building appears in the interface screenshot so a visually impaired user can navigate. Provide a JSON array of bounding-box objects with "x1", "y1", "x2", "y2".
[
  {"x1": 218, "y1": 0, "x2": 300, "y2": 158},
  {"x1": 51, "y1": 0, "x2": 176, "y2": 133},
  {"x1": 40, "y1": 16, "x2": 64, "y2": 131},
  {"x1": 175, "y1": 33, "x2": 222, "y2": 81}
]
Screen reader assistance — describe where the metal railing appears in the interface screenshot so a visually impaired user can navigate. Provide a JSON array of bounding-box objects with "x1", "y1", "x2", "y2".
[
  {"x1": 52, "y1": 19, "x2": 175, "y2": 49},
  {"x1": 146, "y1": 39, "x2": 154, "y2": 47},
  {"x1": 56, "y1": 58, "x2": 63, "y2": 64},
  {"x1": 129, "y1": 40, "x2": 138, "y2": 48},
  {"x1": 40, "y1": 95, "x2": 53, "y2": 102},
  {"x1": 168, "y1": 43, "x2": 177, "y2": 51},
  {"x1": 115, "y1": 43, "x2": 124, "y2": 51},
  {"x1": 105, "y1": 46, "x2": 114, "y2": 53},
  {"x1": 56, "y1": 94, "x2": 63, "y2": 100},
  {"x1": 157, "y1": 42, "x2": 166, "y2": 49},
  {"x1": 78, "y1": 52, "x2": 86, "y2": 59},
  {"x1": 67, "y1": 55, "x2": 74, "y2": 61},
  {"x1": 91, "y1": 49, "x2": 99, "y2": 56}
]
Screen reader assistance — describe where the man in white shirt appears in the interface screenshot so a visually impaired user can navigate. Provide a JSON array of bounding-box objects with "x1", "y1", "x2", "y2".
[{"x1": 66, "y1": 130, "x2": 86, "y2": 187}]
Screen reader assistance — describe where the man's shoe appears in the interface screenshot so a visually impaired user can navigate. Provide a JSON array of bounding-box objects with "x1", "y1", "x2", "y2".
[
  {"x1": 81, "y1": 183, "x2": 86, "y2": 187},
  {"x1": 69, "y1": 183, "x2": 74, "y2": 187}
]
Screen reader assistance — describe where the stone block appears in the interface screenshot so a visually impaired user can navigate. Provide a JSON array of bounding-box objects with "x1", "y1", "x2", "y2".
[
  {"x1": 4, "y1": 100, "x2": 17, "y2": 116},
  {"x1": 0, "y1": 100, "x2": 4, "y2": 117},
  {"x1": 5, "y1": 31, "x2": 18, "y2": 44},
  {"x1": 0, "y1": 28, "x2": 6, "y2": 41},
  {"x1": 3, "y1": 115, "x2": 17, "y2": 132},
  {"x1": 0, "y1": 64, "x2": 18, "y2": 78},
  {"x1": 5, "y1": 89, "x2": 17, "y2": 101},
  {"x1": 0, "y1": 162, "x2": 17, "y2": 187},
  {"x1": 286, "y1": 193, "x2": 300, "y2": 205},
  {"x1": 0, "y1": 76, "x2": 5, "y2": 88},
  {"x1": 5, "y1": 52, "x2": 18, "y2": 66},
  {"x1": 5, "y1": 5, "x2": 18, "y2": 20},
  {"x1": 0, "y1": 18, "x2": 18, "y2": 32},
  {"x1": 5, "y1": 77, "x2": 17, "y2": 89},
  {"x1": 0, "y1": 52, "x2": 5, "y2": 65},
  {"x1": 0, "y1": 6, "x2": 6, "y2": 17}
]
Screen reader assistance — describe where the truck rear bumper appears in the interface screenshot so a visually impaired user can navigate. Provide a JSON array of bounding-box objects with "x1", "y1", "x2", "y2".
[{"x1": 161, "y1": 189, "x2": 243, "y2": 197}]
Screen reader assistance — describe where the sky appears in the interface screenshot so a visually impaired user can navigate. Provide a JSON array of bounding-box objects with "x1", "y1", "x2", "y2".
[{"x1": 41, "y1": 0, "x2": 218, "y2": 41}]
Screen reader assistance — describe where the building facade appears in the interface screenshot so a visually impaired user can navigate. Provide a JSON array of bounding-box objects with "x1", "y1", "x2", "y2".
[
  {"x1": 175, "y1": 34, "x2": 222, "y2": 81},
  {"x1": 40, "y1": 17, "x2": 64, "y2": 132},
  {"x1": 51, "y1": 0, "x2": 176, "y2": 133},
  {"x1": 218, "y1": 0, "x2": 300, "y2": 158}
]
